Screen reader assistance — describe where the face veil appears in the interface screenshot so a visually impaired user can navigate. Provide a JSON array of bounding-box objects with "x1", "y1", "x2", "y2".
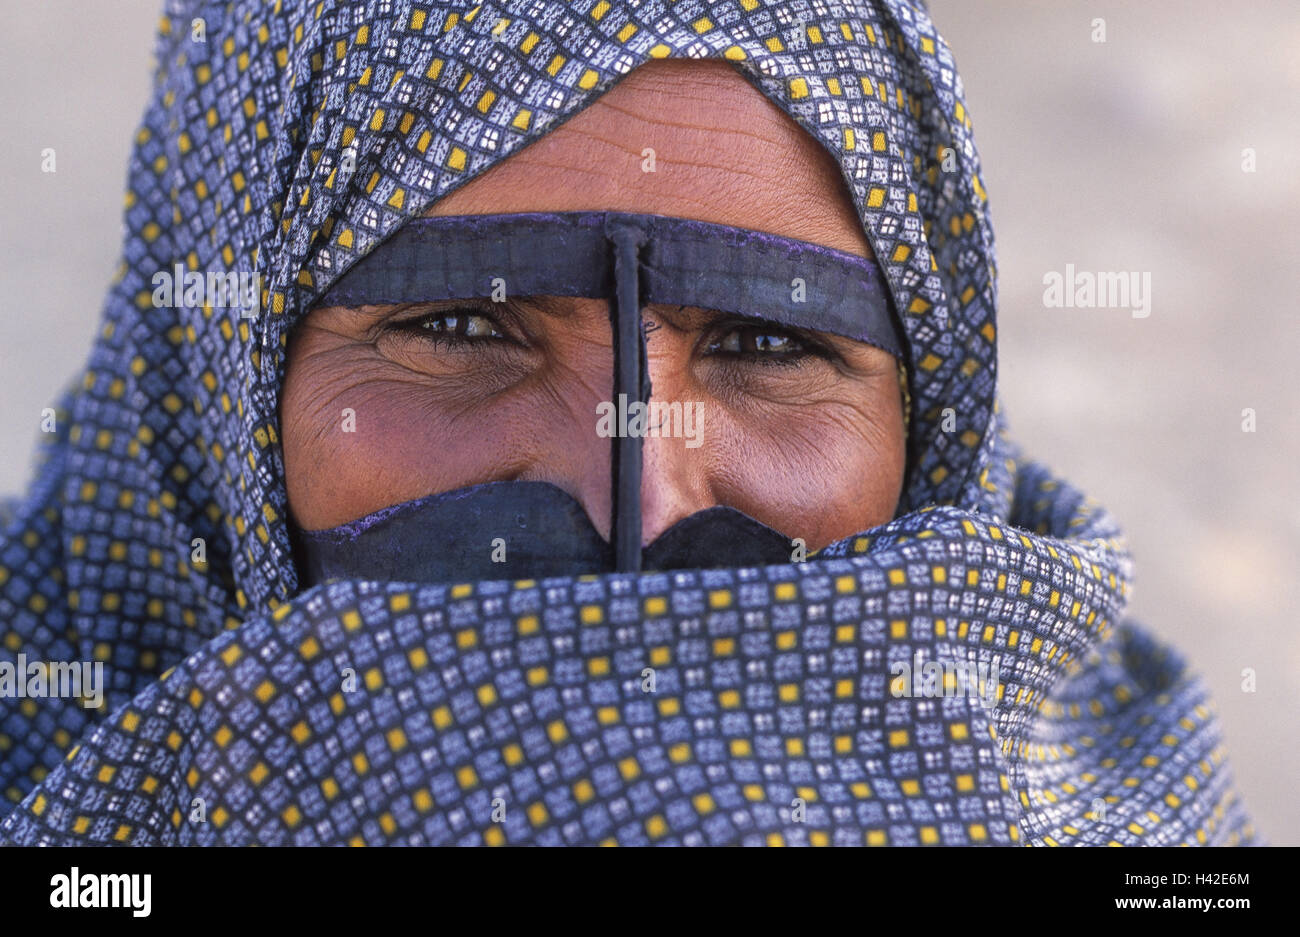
[
  {"x1": 289, "y1": 208, "x2": 906, "y2": 584},
  {"x1": 0, "y1": 0, "x2": 1258, "y2": 846}
]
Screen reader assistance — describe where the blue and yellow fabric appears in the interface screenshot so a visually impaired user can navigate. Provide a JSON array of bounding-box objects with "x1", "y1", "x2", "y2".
[{"x1": 0, "y1": 0, "x2": 1256, "y2": 845}]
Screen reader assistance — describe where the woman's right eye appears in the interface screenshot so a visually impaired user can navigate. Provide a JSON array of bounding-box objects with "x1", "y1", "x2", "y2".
[{"x1": 391, "y1": 308, "x2": 507, "y2": 346}]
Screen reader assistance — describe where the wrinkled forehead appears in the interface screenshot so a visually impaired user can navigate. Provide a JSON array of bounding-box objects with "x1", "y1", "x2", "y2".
[{"x1": 317, "y1": 209, "x2": 904, "y2": 358}]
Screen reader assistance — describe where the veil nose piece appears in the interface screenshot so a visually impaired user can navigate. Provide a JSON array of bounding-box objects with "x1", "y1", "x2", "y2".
[{"x1": 603, "y1": 214, "x2": 654, "y2": 574}]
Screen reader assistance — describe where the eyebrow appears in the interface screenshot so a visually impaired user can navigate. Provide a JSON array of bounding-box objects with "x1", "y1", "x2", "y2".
[{"x1": 348, "y1": 294, "x2": 593, "y2": 328}]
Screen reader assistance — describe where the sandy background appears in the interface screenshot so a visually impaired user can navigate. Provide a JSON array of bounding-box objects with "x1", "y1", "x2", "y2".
[{"x1": 1, "y1": 0, "x2": 1295, "y2": 843}]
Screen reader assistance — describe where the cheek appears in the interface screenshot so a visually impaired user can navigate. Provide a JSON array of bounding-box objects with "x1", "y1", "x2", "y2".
[
  {"x1": 282, "y1": 349, "x2": 419, "y2": 530},
  {"x1": 281, "y1": 334, "x2": 619, "y2": 530},
  {"x1": 699, "y1": 376, "x2": 905, "y2": 547},
  {"x1": 282, "y1": 375, "x2": 547, "y2": 529}
]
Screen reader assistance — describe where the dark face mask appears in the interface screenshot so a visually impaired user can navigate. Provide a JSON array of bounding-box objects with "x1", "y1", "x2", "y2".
[
  {"x1": 295, "y1": 480, "x2": 804, "y2": 582},
  {"x1": 290, "y1": 210, "x2": 903, "y2": 586}
]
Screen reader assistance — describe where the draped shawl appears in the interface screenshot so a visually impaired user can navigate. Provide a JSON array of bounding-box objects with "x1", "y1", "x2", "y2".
[{"x1": 0, "y1": 0, "x2": 1257, "y2": 846}]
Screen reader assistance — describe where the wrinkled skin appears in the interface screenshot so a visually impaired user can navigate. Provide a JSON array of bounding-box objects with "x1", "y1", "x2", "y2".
[{"x1": 282, "y1": 59, "x2": 905, "y2": 550}]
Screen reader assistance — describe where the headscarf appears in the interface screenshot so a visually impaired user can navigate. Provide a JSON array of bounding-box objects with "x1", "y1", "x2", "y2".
[{"x1": 0, "y1": 0, "x2": 1257, "y2": 845}]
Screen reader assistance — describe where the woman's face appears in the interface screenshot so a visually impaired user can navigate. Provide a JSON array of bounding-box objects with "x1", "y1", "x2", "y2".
[{"x1": 282, "y1": 60, "x2": 905, "y2": 551}]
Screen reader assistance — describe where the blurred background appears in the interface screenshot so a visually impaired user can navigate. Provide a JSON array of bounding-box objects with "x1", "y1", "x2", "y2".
[{"x1": 1, "y1": 0, "x2": 1296, "y2": 843}]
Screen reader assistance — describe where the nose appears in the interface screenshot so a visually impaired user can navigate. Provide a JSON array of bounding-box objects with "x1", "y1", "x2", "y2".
[
  {"x1": 636, "y1": 335, "x2": 714, "y2": 545},
  {"x1": 550, "y1": 304, "x2": 716, "y2": 553},
  {"x1": 637, "y1": 416, "x2": 712, "y2": 545}
]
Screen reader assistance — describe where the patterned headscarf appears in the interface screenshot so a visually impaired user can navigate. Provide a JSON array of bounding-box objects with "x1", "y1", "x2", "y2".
[{"x1": 0, "y1": 0, "x2": 1257, "y2": 845}]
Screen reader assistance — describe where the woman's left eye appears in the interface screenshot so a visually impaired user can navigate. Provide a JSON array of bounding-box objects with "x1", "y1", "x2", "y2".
[{"x1": 704, "y1": 324, "x2": 817, "y2": 363}]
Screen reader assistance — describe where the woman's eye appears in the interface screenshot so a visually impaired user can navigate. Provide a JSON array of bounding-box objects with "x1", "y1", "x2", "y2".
[
  {"x1": 706, "y1": 324, "x2": 814, "y2": 362},
  {"x1": 421, "y1": 312, "x2": 503, "y2": 339},
  {"x1": 392, "y1": 309, "x2": 507, "y2": 345}
]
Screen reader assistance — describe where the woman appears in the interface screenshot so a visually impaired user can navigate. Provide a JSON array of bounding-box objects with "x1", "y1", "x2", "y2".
[{"x1": 0, "y1": 0, "x2": 1256, "y2": 845}]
